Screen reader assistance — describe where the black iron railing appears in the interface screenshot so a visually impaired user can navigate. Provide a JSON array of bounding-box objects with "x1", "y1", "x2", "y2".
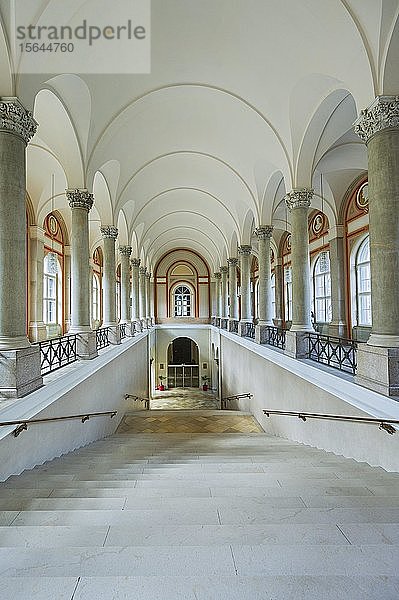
[
  {"x1": 96, "y1": 327, "x2": 110, "y2": 350},
  {"x1": 36, "y1": 334, "x2": 77, "y2": 375},
  {"x1": 306, "y1": 333, "x2": 357, "y2": 375},
  {"x1": 124, "y1": 394, "x2": 150, "y2": 410},
  {"x1": 244, "y1": 322, "x2": 255, "y2": 339},
  {"x1": 220, "y1": 318, "x2": 228, "y2": 330},
  {"x1": 263, "y1": 409, "x2": 398, "y2": 435},
  {"x1": 263, "y1": 326, "x2": 286, "y2": 350},
  {"x1": 211, "y1": 317, "x2": 217, "y2": 326},
  {"x1": 221, "y1": 393, "x2": 253, "y2": 410},
  {"x1": 0, "y1": 411, "x2": 117, "y2": 438},
  {"x1": 229, "y1": 319, "x2": 239, "y2": 334}
]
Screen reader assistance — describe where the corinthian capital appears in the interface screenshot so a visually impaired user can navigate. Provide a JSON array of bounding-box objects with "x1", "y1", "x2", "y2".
[
  {"x1": 255, "y1": 226, "x2": 274, "y2": 240},
  {"x1": 119, "y1": 245, "x2": 132, "y2": 257},
  {"x1": 285, "y1": 189, "x2": 313, "y2": 211},
  {"x1": 227, "y1": 257, "x2": 239, "y2": 266},
  {"x1": 354, "y1": 95, "x2": 399, "y2": 143},
  {"x1": 220, "y1": 266, "x2": 229, "y2": 274},
  {"x1": 214, "y1": 272, "x2": 222, "y2": 280},
  {"x1": 0, "y1": 97, "x2": 37, "y2": 144},
  {"x1": 139, "y1": 266, "x2": 147, "y2": 276},
  {"x1": 100, "y1": 226, "x2": 118, "y2": 240},
  {"x1": 130, "y1": 258, "x2": 141, "y2": 268},
  {"x1": 67, "y1": 189, "x2": 94, "y2": 211},
  {"x1": 238, "y1": 245, "x2": 252, "y2": 256}
]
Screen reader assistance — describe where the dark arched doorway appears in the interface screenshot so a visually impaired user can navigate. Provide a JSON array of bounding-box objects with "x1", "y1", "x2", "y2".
[{"x1": 167, "y1": 337, "x2": 199, "y2": 388}]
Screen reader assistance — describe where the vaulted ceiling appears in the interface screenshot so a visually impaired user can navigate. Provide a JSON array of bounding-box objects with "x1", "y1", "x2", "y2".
[{"x1": 1, "y1": 0, "x2": 398, "y2": 271}]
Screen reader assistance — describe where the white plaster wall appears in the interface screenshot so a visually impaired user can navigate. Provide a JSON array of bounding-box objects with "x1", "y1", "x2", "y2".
[
  {"x1": 220, "y1": 332, "x2": 399, "y2": 472},
  {"x1": 0, "y1": 334, "x2": 149, "y2": 481}
]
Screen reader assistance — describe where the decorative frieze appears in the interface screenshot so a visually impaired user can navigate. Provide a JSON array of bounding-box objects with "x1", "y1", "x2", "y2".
[
  {"x1": 67, "y1": 189, "x2": 94, "y2": 212},
  {"x1": 100, "y1": 226, "x2": 118, "y2": 239},
  {"x1": 0, "y1": 97, "x2": 37, "y2": 144},
  {"x1": 285, "y1": 189, "x2": 313, "y2": 211},
  {"x1": 354, "y1": 95, "x2": 399, "y2": 144}
]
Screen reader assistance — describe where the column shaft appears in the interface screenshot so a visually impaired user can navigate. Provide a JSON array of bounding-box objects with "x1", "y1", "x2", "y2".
[
  {"x1": 329, "y1": 232, "x2": 347, "y2": 337},
  {"x1": 285, "y1": 190, "x2": 313, "y2": 332},
  {"x1": 68, "y1": 190, "x2": 94, "y2": 333},
  {"x1": 101, "y1": 226, "x2": 118, "y2": 327},
  {"x1": 119, "y1": 246, "x2": 132, "y2": 324},
  {"x1": 28, "y1": 226, "x2": 47, "y2": 342},
  {"x1": 239, "y1": 246, "x2": 252, "y2": 322},
  {"x1": 220, "y1": 266, "x2": 229, "y2": 319},
  {"x1": 228, "y1": 258, "x2": 239, "y2": 320},
  {"x1": 256, "y1": 226, "x2": 274, "y2": 325},
  {"x1": 139, "y1": 267, "x2": 147, "y2": 322},
  {"x1": 214, "y1": 273, "x2": 222, "y2": 318},
  {"x1": 131, "y1": 259, "x2": 140, "y2": 322}
]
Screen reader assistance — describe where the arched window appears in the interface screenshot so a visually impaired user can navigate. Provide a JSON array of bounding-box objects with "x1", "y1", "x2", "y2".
[
  {"x1": 92, "y1": 274, "x2": 100, "y2": 323},
  {"x1": 174, "y1": 285, "x2": 191, "y2": 317},
  {"x1": 355, "y1": 236, "x2": 372, "y2": 326},
  {"x1": 313, "y1": 252, "x2": 332, "y2": 323},
  {"x1": 271, "y1": 273, "x2": 276, "y2": 319},
  {"x1": 43, "y1": 252, "x2": 62, "y2": 335},
  {"x1": 284, "y1": 266, "x2": 292, "y2": 322}
]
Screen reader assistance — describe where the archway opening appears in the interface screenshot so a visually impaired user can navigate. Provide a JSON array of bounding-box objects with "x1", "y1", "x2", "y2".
[{"x1": 167, "y1": 337, "x2": 199, "y2": 388}]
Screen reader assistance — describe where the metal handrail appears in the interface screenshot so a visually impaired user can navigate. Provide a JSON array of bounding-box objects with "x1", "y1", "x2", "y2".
[
  {"x1": 0, "y1": 411, "x2": 118, "y2": 438},
  {"x1": 124, "y1": 394, "x2": 150, "y2": 410},
  {"x1": 263, "y1": 409, "x2": 398, "y2": 435},
  {"x1": 221, "y1": 393, "x2": 253, "y2": 410}
]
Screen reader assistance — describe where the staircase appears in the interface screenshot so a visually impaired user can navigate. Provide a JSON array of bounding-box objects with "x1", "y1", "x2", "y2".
[{"x1": 0, "y1": 411, "x2": 398, "y2": 599}]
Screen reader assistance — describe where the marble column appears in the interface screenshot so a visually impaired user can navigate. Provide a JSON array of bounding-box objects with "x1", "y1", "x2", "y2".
[
  {"x1": 131, "y1": 258, "x2": 141, "y2": 331},
  {"x1": 63, "y1": 245, "x2": 71, "y2": 333},
  {"x1": 274, "y1": 258, "x2": 284, "y2": 328},
  {"x1": 119, "y1": 246, "x2": 132, "y2": 326},
  {"x1": 28, "y1": 226, "x2": 47, "y2": 342},
  {"x1": 228, "y1": 258, "x2": 239, "y2": 321},
  {"x1": 101, "y1": 226, "x2": 120, "y2": 344},
  {"x1": 146, "y1": 271, "x2": 152, "y2": 327},
  {"x1": 139, "y1": 266, "x2": 147, "y2": 328},
  {"x1": 238, "y1": 245, "x2": 252, "y2": 336},
  {"x1": 220, "y1": 266, "x2": 229, "y2": 320},
  {"x1": 354, "y1": 95, "x2": 399, "y2": 395},
  {"x1": 214, "y1": 272, "x2": 222, "y2": 321},
  {"x1": 255, "y1": 226, "x2": 274, "y2": 343},
  {"x1": 0, "y1": 98, "x2": 43, "y2": 397},
  {"x1": 284, "y1": 189, "x2": 314, "y2": 358},
  {"x1": 328, "y1": 227, "x2": 347, "y2": 338},
  {"x1": 68, "y1": 188, "x2": 98, "y2": 359}
]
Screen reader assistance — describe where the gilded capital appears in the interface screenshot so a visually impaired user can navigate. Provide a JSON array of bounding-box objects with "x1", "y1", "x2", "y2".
[
  {"x1": 100, "y1": 226, "x2": 118, "y2": 240},
  {"x1": 0, "y1": 97, "x2": 37, "y2": 144},
  {"x1": 354, "y1": 96, "x2": 399, "y2": 143},
  {"x1": 119, "y1": 245, "x2": 132, "y2": 257},
  {"x1": 238, "y1": 245, "x2": 252, "y2": 256},
  {"x1": 67, "y1": 189, "x2": 94, "y2": 211},
  {"x1": 285, "y1": 189, "x2": 313, "y2": 211},
  {"x1": 255, "y1": 226, "x2": 274, "y2": 240}
]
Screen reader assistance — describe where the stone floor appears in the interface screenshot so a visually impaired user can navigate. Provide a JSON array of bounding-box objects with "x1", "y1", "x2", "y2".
[
  {"x1": 118, "y1": 410, "x2": 263, "y2": 434},
  {"x1": 150, "y1": 388, "x2": 220, "y2": 410},
  {"x1": 0, "y1": 410, "x2": 399, "y2": 599}
]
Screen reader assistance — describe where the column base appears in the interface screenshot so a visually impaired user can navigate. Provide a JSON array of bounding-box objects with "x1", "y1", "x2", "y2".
[
  {"x1": 0, "y1": 335, "x2": 31, "y2": 350},
  {"x1": 255, "y1": 323, "x2": 273, "y2": 344},
  {"x1": 367, "y1": 333, "x2": 399, "y2": 348},
  {"x1": 355, "y1": 343, "x2": 399, "y2": 397},
  {"x1": 76, "y1": 332, "x2": 98, "y2": 360},
  {"x1": 0, "y1": 346, "x2": 43, "y2": 400},
  {"x1": 68, "y1": 325, "x2": 92, "y2": 335},
  {"x1": 238, "y1": 320, "x2": 251, "y2": 337},
  {"x1": 284, "y1": 331, "x2": 309, "y2": 359},
  {"x1": 108, "y1": 325, "x2": 121, "y2": 345},
  {"x1": 28, "y1": 322, "x2": 47, "y2": 343}
]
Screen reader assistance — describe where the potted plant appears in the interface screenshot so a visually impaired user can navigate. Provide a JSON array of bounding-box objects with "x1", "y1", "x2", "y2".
[
  {"x1": 158, "y1": 375, "x2": 166, "y2": 391},
  {"x1": 202, "y1": 375, "x2": 210, "y2": 391}
]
